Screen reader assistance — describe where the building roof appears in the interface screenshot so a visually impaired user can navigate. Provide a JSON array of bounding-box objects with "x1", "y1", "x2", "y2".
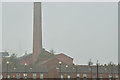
[
  {"x1": 56, "y1": 65, "x2": 118, "y2": 74},
  {"x1": 56, "y1": 53, "x2": 73, "y2": 60},
  {"x1": 19, "y1": 53, "x2": 32, "y2": 60},
  {"x1": 2, "y1": 64, "x2": 48, "y2": 73}
]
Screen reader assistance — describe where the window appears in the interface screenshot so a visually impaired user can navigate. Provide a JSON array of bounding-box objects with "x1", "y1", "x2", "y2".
[
  {"x1": 61, "y1": 74, "x2": 63, "y2": 79},
  {"x1": 83, "y1": 74, "x2": 87, "y2": 79},
  {"x1": 100, "y1": 74, "x2": 102, "y2": 80},
  {"x1": 16, "y1": 73, "x2": 20, "y2": 79},
  {"x1": 100, "y1": 74, "x2": 102, "y2": 78},
  {"x1": 77, "y1": 74, "x2": 80, "y2": 78},
  {"x1": 115, "y1": 74, "x2": 119, "y2": 80},
  {"x1": 33, "y1": 74, "x2": 36, "y2": 79},
  {"x1": 109, "y1": 74, "x2": 112, "y2": 80},
  {"x1": 7, "y1": 74, "x2": 10, "y2": 78},
  {"x1": 23, "y1": 73, "x2": 27, "y2": 79},
  {"x1": 40, "y1": 73, "x2": 43, "y2": 79},
  {"x1": 67, "y1": 74, "x2": 70, "y2": 79},
  {"x1": 0, "y1": 75, "x2": 3, "y2": 79},
  {"x1": 92, "y1": 74, "x2": 96, "y2": 79}
]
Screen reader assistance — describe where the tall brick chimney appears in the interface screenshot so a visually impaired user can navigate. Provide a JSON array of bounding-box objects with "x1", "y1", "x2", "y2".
[{"x1": 33, "y1": 2, "x2": 42, "y2": 62}]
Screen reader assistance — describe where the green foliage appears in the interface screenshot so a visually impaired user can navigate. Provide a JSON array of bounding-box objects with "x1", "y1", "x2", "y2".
[
  {"x1": 49, "y1": 49, "x2": 55, "y2": 54},
  {"x1": 108, "y1": 61, "x2": 115, "y2": 66},
  {"x1": 2, "y1": 53, "x2": 19, "y2": 66},
  {"x1": 88, "y1": 59, "x2": 93, "y2": 66}
]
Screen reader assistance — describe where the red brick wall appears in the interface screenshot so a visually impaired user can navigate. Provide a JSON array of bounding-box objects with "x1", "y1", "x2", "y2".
[
  {"x1": 2, "y1": 73, "x2": 120, "y2": 79},
  {"x1": 44, "y1": 58, "x2": 60, "y2": 69},
  {"x1": 56, "y1": 54, "x2": 73, "y2": 65}
]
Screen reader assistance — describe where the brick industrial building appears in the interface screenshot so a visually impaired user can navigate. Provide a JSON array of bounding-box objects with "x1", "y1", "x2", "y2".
[{"x1": 1, "y1": 2, "x2": 120, "y2": 80}]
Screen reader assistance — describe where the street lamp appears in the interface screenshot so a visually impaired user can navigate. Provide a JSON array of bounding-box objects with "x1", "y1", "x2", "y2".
[
  {"x1": 88, "y1": 64, "x2": 92, "y2": 80},
  {"x1": 111, "y1": 64, "x2": 114, "y2": 80},
  {"x1": 59, "y1": 61, "x2": 62, "y2": 64},
  {"x1": 104, "y1": 64, "x2": 107, "y2": 71},
  {"x1": 59, "y1": 61, "x2": 62, "y2": 79},
  {"x1": 13, "y1": 67, "x2": 16, "y2": 70},
  {"x1": 75, "y1": 64, "x2": 78, "y2": 79},
  {"x1": 6, "y1": 61, "x2": 9, "y2": 79},
  {"x1": 30, "y1": 67, "x2": 32, "y2": 79},
  {"x1": 96, "y1": 60, "x2": 99, "y2": 80},
  {"x1": 24, "y1": 63, "x2": 27, "y2": 79},
  {"x1": 66, "y1": 65, "x2": 68, "y2": 79},
  {"x1": 66, "y1": 65, "x2": 68, "y2": 68}
]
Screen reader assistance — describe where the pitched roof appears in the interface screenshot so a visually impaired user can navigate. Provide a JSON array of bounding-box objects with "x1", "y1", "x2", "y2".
[
  {"x1": 56, "y1": 53, "x2": 73, "y2": 60},
  {"x1": 56, "y1": 65, "x2": 118, "y2": 74},
  {"x1": 19, "y1": 53, "x2": 32, "y2": 60},
  {"x1": 2, "y1": 64, "x2": 48, "y2": 73}
]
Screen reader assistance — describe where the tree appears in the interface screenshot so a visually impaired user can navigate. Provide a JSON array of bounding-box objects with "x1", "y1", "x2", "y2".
[
  {"x1": 49, "y1": 49, "x2": 55, "y2": 54},
  {"x1": 88, "y1": 59, "x2": 93, "y2": 66},
  {"x1": 2, "y1": 53, "x2": 19, "y2": 66},
  {"x1": 108, "y1": 61, "x2": 115, "y2": 66},
  {"x1": 9, "y1": 53, "x2": 18, "y2": 64}
]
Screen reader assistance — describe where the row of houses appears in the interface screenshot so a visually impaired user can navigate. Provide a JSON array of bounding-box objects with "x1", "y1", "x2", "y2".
[
  {"x1": 1, "y1": 52, "x2": 120, "y2": 79},
  {"x1": 1, "y1": 63, "x2": 119, "y2": 79}
]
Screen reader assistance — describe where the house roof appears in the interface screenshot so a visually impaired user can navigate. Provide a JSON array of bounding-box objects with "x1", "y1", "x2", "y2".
[
  {"x1": 56, "y1": 53, "x2": 73, "y2": 60},
  {"x1": 19, "y1": 53, "x2": 32, "y2": 60},
  {"x1": 2, "y1": 64, "x2": 48, "y2": 73},
  {"x1": 56, "y1": 65, "x2": 118, "y2": 74}
]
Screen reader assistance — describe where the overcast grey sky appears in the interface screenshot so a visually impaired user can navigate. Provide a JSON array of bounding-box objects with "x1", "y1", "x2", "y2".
[
  {"x1": 0, "y1": 2, "x2": 2, "y2": 52},
  {"x1": 2, "y1": 2, "x2": 118, "y2": 64}
]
